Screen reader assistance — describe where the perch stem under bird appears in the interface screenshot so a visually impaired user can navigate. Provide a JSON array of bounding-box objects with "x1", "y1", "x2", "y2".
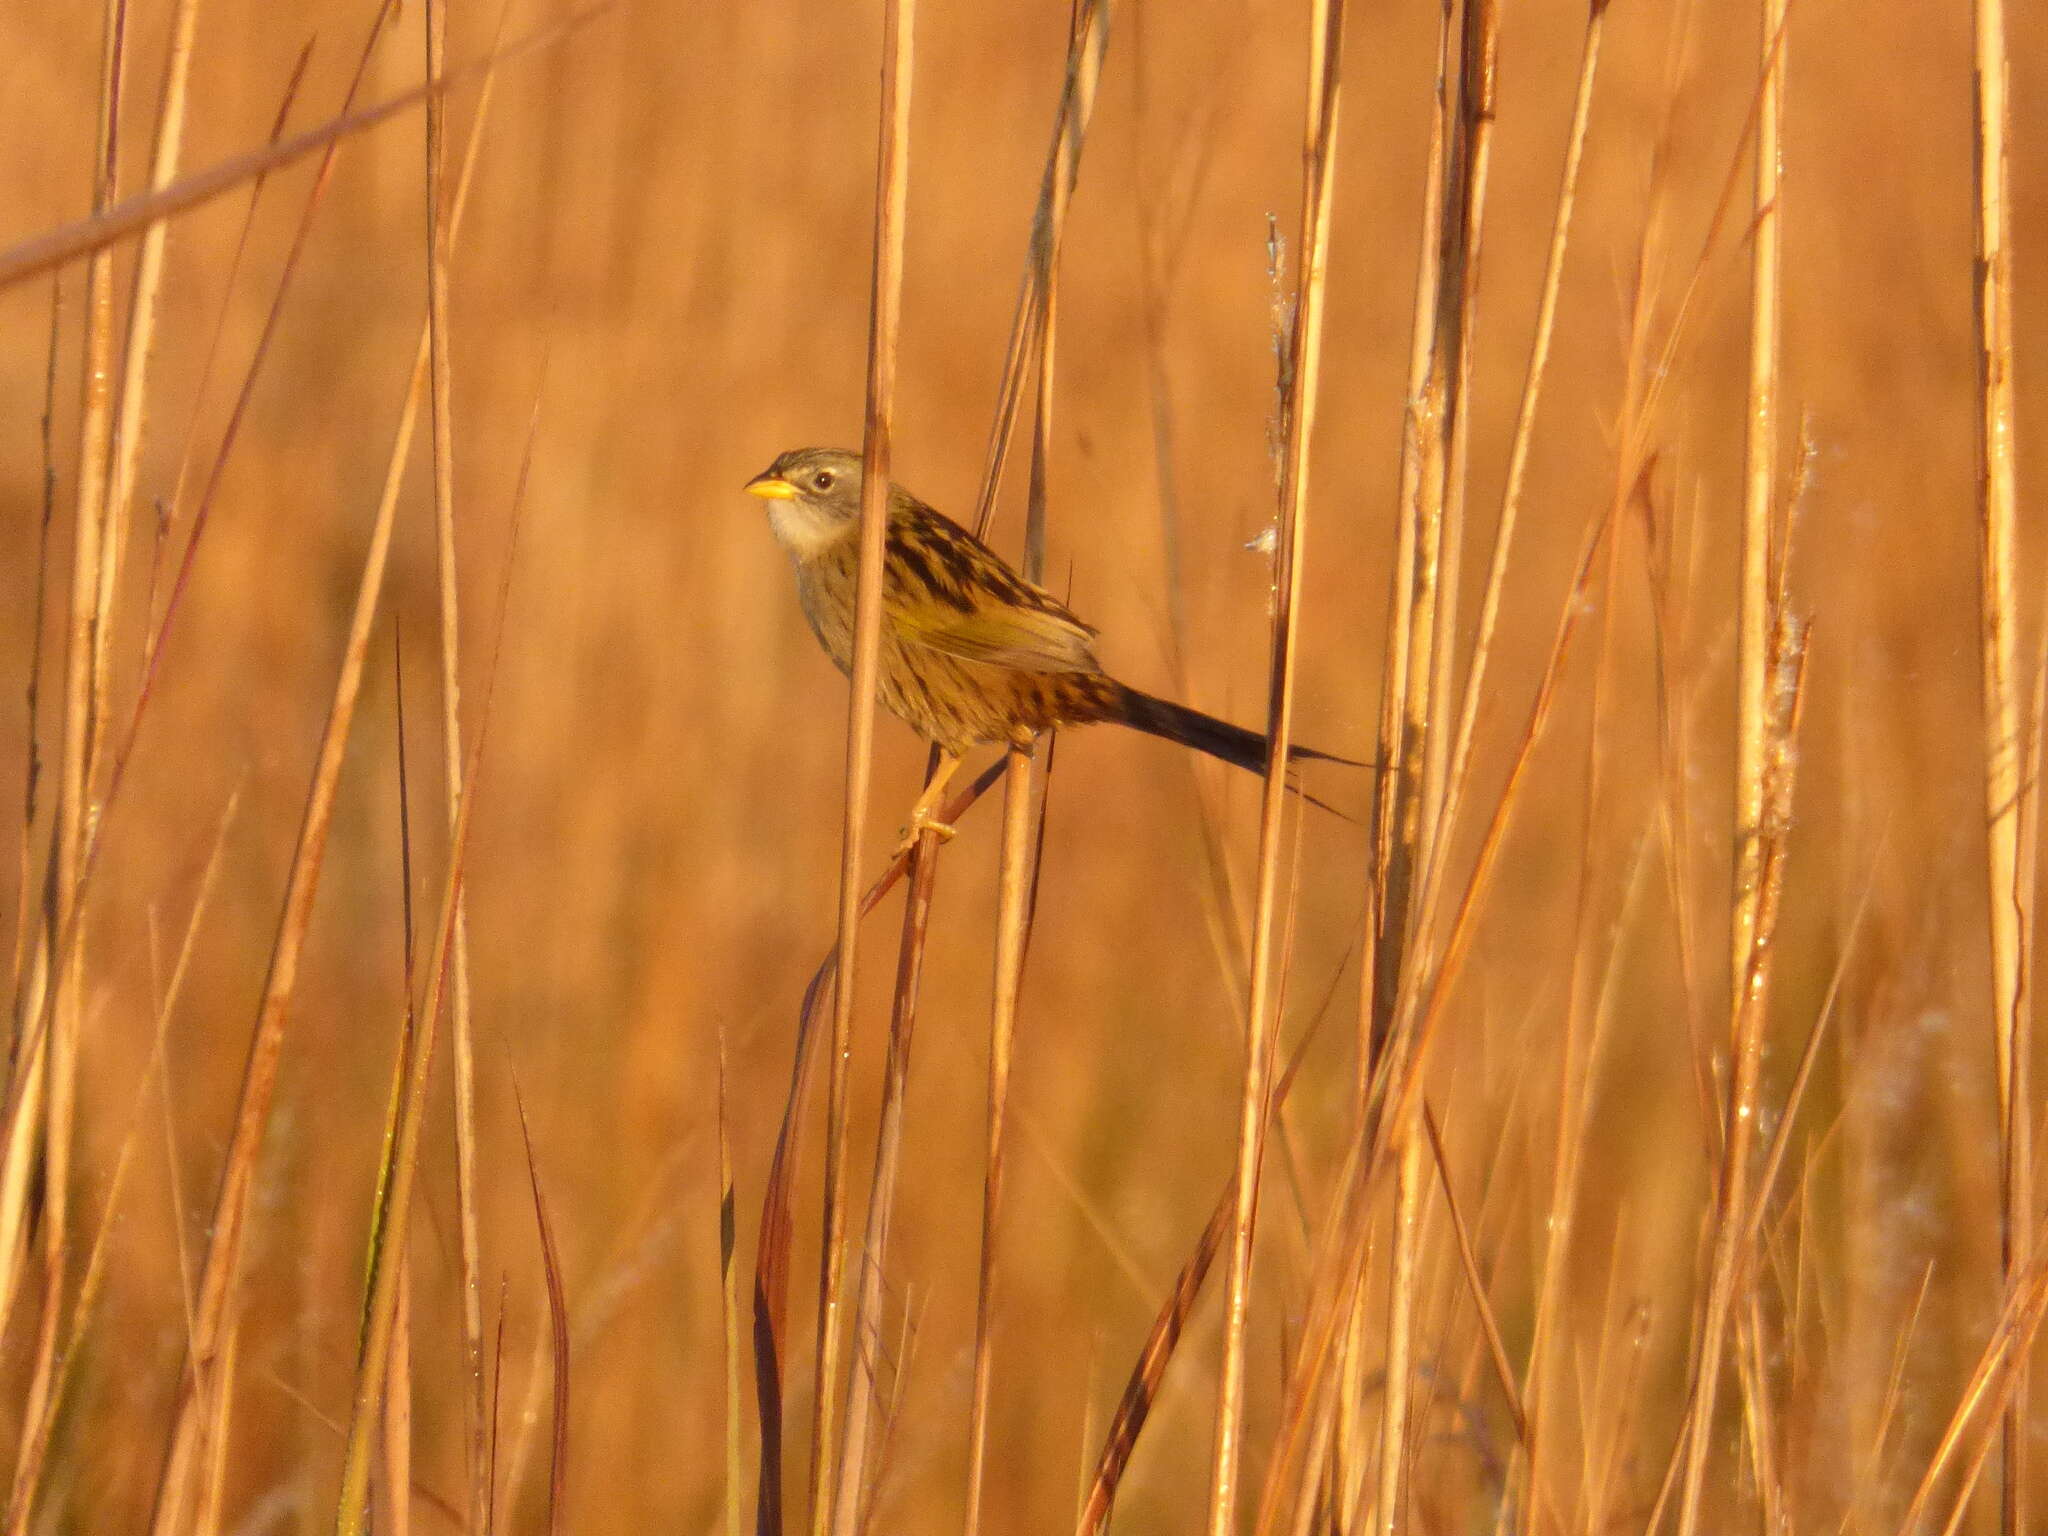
[{"x1": 745, "y1": 447, "x2": 1357, "y2": 852}]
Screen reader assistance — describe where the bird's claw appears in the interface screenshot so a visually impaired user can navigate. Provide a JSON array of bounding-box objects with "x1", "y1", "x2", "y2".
[{"x1": 892, "y1": 813, "x2": 957, "y2": 862}]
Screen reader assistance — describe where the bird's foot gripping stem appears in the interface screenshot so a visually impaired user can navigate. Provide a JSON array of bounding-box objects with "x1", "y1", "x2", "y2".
[{"x1": 890, "y1": 750, "x2": 964, "y2": 862}]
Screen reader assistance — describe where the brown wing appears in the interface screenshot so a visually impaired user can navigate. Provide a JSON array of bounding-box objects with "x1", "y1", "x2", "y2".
[{"x1": 885, "y1": 500, "x2": 1101, "y2": 674}]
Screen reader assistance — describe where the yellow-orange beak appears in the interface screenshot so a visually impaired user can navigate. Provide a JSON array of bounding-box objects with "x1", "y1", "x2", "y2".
[{"x1": 744, "y1": 472, "x2": 798, "y2": 501}]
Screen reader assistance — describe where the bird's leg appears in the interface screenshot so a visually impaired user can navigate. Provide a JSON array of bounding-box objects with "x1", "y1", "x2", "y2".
[{"x1": 893, "y1": 750, "x2": 964, "y2": 860}]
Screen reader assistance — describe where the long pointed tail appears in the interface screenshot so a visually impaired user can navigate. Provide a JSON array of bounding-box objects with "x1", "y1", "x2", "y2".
[{"x1": 1104, "y1": 681, "x2": 1361, "y2": 776}]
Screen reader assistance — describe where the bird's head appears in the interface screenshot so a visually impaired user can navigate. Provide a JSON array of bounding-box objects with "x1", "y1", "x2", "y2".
[{"x1": 744, "y1": 447, "x2": 865, "y2": 555}]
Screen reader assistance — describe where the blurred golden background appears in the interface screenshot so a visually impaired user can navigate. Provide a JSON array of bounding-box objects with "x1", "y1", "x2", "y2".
[{"x1": 1, "y1": 0, "x2": 2045, "y2": 1530}]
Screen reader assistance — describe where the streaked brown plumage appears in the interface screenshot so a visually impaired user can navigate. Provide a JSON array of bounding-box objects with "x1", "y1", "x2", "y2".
[{"x1": 744, "y1": 447, "x2": 1350, "y2": 838}]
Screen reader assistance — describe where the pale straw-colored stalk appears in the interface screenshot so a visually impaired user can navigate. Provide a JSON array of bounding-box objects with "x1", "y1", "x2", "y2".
[
  {"x1": 18, "y1": 0, "x2": 126, "y2": 1496},
  {"x1": 146, "y1": 31, "x2": 506, "y2": 1523},
  {"x1": 0, "y1": 3, "x2": 616, "y2": 296},
  {"x1": 1434, "y1": 0, "x2": 1606, "y2": 877},
  {"x1": 1970, "y1": 1, "x2": 2029, "y2": 1527},
  {"x1": 1370, "y1": 5, "x2": 1495, "y2": 1528},
  {"x1": 94, "y1": 0, "x2": 202, "y2": 736},
  {"x1": 421, "y1": 1, "x2": 492, "y2": 1522},
  {"x1": 1205, "y1": 1, "x2": 1343, "y2": 1529},
  {"x1": 807, "y1": 4, "x2": 913, "y2": 1532},
  {"x1": 830, "y1": 839, "x2": 939, "y2": 1536},
  {"x1": 961, "y1": 749, "x2": 1037, "y2": 1536},
  {"x1": 718, "y1": 1025, "x2": 744, "y2": 1536},
  {"x1": 1670, "y1": 5, "x2": 1789, "y2": 1520},
  {"x1": 959, "y1": 8, "x2": 1099, "y2": 1528}
]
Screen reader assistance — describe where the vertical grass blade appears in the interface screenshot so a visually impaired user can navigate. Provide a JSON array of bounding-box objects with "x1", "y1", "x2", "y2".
[
  {"x1": 421, "y1": 1, "x2": 494, "y2": 1522},
  {"x1": 1971, "y1": 1, "x2": 2030, "y2": 1526},
  {"x1": 95, "y1": 0, "x2": 203, "y2": 734},
  {"x1": 831, "y1": 837, "x2": 939, "y2": 1536},
  {"x1": 19, "y1": 3, "x2": 128, "y2": 1509},
  {"x1": 0, "y1": 4, "x2": 617, "y2": 295},
  {"x1": 961, "y1": 748, "x2": 1035, "y2": 1536},
  {"x1": 719, "y1": 1025, "x2": 745, "y2": 1536},
  {"x1": 143, "y1": 17, "x2": 515, "y2": 1522},
  {"x1": 1670, "y1": 2, "x2": 1789, "y2": 1530},
  {"x1": 807, "y1": 3, "x2": 915, "y2": 1533},
  {"x1": 1205, "y1": 2, "x2": 1344, "y2": 1530}
]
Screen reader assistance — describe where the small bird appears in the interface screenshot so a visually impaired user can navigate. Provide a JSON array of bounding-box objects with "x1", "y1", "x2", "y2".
[{"x1": 745, "y1": 446, "x2": 1352, "y2": 848}]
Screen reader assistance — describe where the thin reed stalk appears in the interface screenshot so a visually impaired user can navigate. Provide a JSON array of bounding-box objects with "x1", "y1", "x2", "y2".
[
  {"x1": 962, "y1": 749, "x2": 1036, "y2": 1536},
  {"x1": 145, "y1": 26, "x2": 507, "y2": 1522},
  {"x1": 0, "y1": 2, "x2": 616, "y2": 296},
  {"x1": 1970, "y1": 1, "x2": 2029, "y2": 1528},
  {"x1": 959, "y1": 5, "x2": 1094, "y2": 1522},
  {"x1": 835, "y1": 0, "x2": 1100, "y2": 1501},
  {"x1": 751, "y1": 760, "x2": 1003, "y2": 1536},
  {"x1": 1343, "y1": 10, "x2": 1455, "y2": 1481},
  {"x1": 1370, "y1": 3, "x2": 1495, "y2": 1525},
  {"x1": 1669, "y1": 0, "x2": 1787, "y2": 1528},
  {"x1": 1419, "y1": 1102, "x2": 1525, "y2": 1442},
  {"x1": 334, "y1": 489, "x2": 524, "y2": 1536},
  {"x1": 5, "y1": 791, "x2": 234, "y2": 1535},
  {"x1": 379, "y1": 1255, "x2": 414, "y2": 1536},
  {"x1": 831, "y1": 839, "x2": 939, "y2": 1536},
  {"x1": 807, "y1": 5, "x2": 914, "y2": 1533},
  {"x1": 1896, "y1": 1240, "x2": 2048, "y2": 1536},
  {"x1": 1371, "y1": 1133, "x2": 1423, "y2": 1533},
  {"x1": 0, "y1": 283, "x2": 63, "y2": 1346},
  {"x1": 1256, "y1": 467, "x2": 1619, "y2": 1536},
  {"x1": 718, "y1": 1026, "x2": 744, "y2": 1536},
  {"x1": 95, "y1": 0, "x2": 201, "y2": 736},
  {"x1": 1363, "y1": 2, "x2": 1450, "y2": 1080},
  {"x1": 17, "y1": 0, "x2": 127, "y2": 1495},
  {"x1": 196, "y1": 1311, "x2": 239, "y2": 1536},
  {"x1": 1436, "y1": 0, "x2": 1606, "y2": 864},
  {"x1": 1205, "y1": 2, "x2": 1344, "y2": 1530},
  {"x1": 967, "y1": 0, "x2": 1110, "y2": 539},
  {"x1": 421, "y1": 1, "x2": 492, "y2": 1521},
  {"x1": 1420, "y1": 0, "x2": 1495, "y2": 850}
]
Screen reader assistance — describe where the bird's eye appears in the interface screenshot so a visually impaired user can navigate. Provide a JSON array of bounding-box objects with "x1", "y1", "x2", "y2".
[{"x1": 812, "y1": 470, "x2": 836, "y2": 491}]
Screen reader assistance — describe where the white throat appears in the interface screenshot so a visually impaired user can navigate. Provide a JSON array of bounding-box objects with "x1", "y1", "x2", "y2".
[{"x1": 765, "y1": 497, "x2": 851, "y2": 559}]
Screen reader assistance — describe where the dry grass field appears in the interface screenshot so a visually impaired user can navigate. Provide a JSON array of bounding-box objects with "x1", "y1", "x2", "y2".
[{"x1": 0, "y1": 0, "x2": 2045, "y2": 1531}]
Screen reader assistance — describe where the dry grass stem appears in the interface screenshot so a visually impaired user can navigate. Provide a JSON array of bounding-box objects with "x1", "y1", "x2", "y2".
[
  {"x1": 1369, "y1": 2, "x2": 1496, "y2": 1525},
  {"x1": 718, "y1": 1025, "x2": 745, "y2": 1536},
  {"x1": 808, "y1": 4, "x2": 915, "y2": 1532},
  {"x1": 967, "y1": 0, "x2": 1109, "y2": 538},
  {"x1": 1971, "y1": 1, "x2": 2030, "y2": 1526},
  {"x1": 1079, "y1": 1185, "x2": 1235, "y2": 1536},
  {"x1": 94, "y1": 0, "x2": 199, "y2": 747},
  {"x1": 334, "y1": 506, "x2": 521, "y2": 1533},
  {"x1": 420, "y1": 2, "x2": 491, "y2": 1521},
  {"x1": 831, "y1": 838, "x2": 939, "y2": 1536},
  {"x1": 17, "y1": 2, "x2": 128, "y2": 1504},
  {"x1": 1206, "y1": 2, "x2": 1343, "y2": 1530},
  {"x1": 751, "y1": 758, "x2": 1004, "y2": 1535},
  {"x1": 0, "y1": 2, "x2": 616, "y2": 295},
  {"x1": 0, "y1": 4, "x2": 2029, "y2": 1532},
  {"x1": 962, "y1": 747, "x2": 1036, "y2": 1536},
  {"x1": 6, "y1": 790, "x2": 234, "y2": 1534},
  {"x1": 1669, "y1": 1, "x2": 1789, "y2": 1530},
  {"x1": 515, "y1": 1087, "x2": 572, "y2": 1536},
  {"x1": 1436, "y1": 0, "x2": 1605, "y2": 864},
  {"x1": 144, "y1": 22, "x2": 506, "y2": 1521}
]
